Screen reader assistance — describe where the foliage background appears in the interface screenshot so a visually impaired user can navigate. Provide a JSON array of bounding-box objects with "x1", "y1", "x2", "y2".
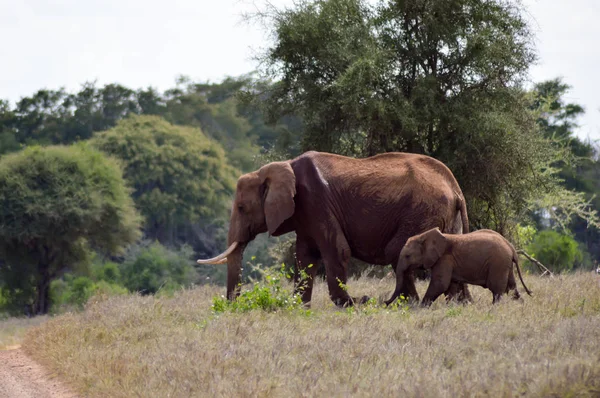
[{"x1": 0, "y1": 0, "x2": 599, "y2": 315}]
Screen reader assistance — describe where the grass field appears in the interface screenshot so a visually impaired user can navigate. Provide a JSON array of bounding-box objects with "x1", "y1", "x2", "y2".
[
  {"x1": 22, "y1": 272, "x2": 600, "y2": 397},
  {"x1": 0, "y1": 315, "x2": 48, "y2": 350}
]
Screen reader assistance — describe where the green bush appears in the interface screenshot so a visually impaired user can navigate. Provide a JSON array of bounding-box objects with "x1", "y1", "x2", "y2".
[
  {"x1": 69, "y1": 277, "x2": 96, "y2": 308},
  {"x1": 527, "y1": 230, "x2": 585, "y2": 272},
  {"x1": 91, "y1": 261, "x2": 122, "y2": 284},
  {"x1": 211, "y1": 266, "x2": 306, "y2": 314},
  {"x1": 120, "y1": 241, "x2": 198, "y2": 295},
  {"x1": 0, "y1": 288, "x2": 8, "y2": 315},
  {"x1": 50, "y1": 275, "x2": 128, "y2": 312},
  {"x1": 211, "y1": 265, "x2": 409, "y2": 316},
  {"x1": 93, "y1": 280, "x2": 129, "y2": 297}
]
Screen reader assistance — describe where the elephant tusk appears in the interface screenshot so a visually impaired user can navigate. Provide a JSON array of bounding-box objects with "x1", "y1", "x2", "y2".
[{"x1": 196, "y1": 242, "x2": 238, "y2": 264}]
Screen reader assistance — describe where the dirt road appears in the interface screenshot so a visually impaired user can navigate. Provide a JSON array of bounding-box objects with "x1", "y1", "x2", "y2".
[{"x1": 0, "y1": 346, "x2": 77, "y2": 398}]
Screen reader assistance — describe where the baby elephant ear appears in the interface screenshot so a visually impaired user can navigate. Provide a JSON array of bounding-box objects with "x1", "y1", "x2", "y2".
[
  {"x1": 258, "y1": 162, "x2": 296, "y2": 235},
  {"x1": 422, "y1": 228, "x2": 448, "y2": 269}
]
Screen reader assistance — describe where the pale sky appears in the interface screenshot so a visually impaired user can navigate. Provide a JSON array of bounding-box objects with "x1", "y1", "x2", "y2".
[{"x1": 1, "y1": 0, "x2": 599, "y2": 141}]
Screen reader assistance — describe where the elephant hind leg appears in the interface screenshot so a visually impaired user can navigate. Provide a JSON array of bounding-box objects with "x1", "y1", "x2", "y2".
[
  {"x1": 490, "y1": 283, "x2": 507, "y2": 304},
  {"x1": 492, "y1": 293, "x2": 503, "y2": 304},
  {"x1": 506, "y1": 269, "x2": 521, "y2": 300}
]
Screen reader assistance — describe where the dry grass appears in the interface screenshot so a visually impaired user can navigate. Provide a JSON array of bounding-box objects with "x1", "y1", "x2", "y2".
[
  {"x1": 24, "y1": 272, "x2": 600, "y2": 397},
  {"x1": 0, "y1": 315, "x2": 48, "y2": 349}
]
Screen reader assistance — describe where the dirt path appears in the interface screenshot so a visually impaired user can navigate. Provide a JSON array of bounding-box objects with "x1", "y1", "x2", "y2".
[{"x1": 0, "y1": 346, "x2": 77, "y2": 398}]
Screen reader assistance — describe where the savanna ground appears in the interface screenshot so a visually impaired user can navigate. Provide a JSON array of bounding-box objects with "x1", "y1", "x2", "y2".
[{"x1": 11, "y1": 271, "x2": 600, "y2": 397}]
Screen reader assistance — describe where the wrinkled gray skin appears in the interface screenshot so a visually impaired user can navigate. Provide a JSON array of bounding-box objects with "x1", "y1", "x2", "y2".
[
  {"x1": 198, "y1": 151, "x2": 473, "y2": 307},
  {"x1": 387, "y1": 228, "x2": 532, "y2": 306}
]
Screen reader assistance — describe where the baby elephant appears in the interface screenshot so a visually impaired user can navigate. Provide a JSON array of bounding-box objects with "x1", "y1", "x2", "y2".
[{"x1": 386, "y1": 228, "x2": 532, "y2": 306}]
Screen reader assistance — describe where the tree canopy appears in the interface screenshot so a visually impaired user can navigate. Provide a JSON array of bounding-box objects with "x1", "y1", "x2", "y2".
[
  {"x1": 0, "y1": 144, "x2": 141, "y2": 314},
  {"x1": 528, "y1": 78, "x2": 600, "y2": 261},
  {"x1": 90, "y1": 115, "x2": 239, "y2": 256},
  {"x1": 248, "y1": 0, "x2": 596, "y2": 236},
  {"x1": 0, "y1": 77, "x2": 304, "y2": 173}
]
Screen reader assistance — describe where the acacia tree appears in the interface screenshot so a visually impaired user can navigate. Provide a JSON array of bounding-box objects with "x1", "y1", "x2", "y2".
[
  {"x1": 250, "y1": 0, "x2": 593, "y2": 235},
  {"x1": 0, "y1": 144, "x2": 141, "y2": 315},
  {"x1": 529, "y1": 79, "x2": 600, "y2": 262}
]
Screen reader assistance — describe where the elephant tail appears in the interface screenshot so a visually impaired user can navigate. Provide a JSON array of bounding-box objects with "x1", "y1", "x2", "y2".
[
  {"x1": 513, "y1": 251, "x2": 533, "y2": 296},
  {"x1": 455, "y1": 194, "x2": 470, "y2": 234}
]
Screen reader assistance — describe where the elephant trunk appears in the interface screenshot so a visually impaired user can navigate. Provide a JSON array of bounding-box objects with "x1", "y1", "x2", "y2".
[
  {"x1": 385, "y1": 261, "x2": 406, "y2": 306},
  {"x1": 225, "y1": 242, "x2": 247, "y2": 300}
]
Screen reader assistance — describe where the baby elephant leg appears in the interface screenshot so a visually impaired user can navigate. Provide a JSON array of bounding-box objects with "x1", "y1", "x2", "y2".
[
  {"x1": 421, "y1": 262, "x2": 452, "y2": 307},
  {"x1": 506, "y1": 268, "x2": 521, "y2": 300},
  {"x1": 490, "y1": 269, "x2": 518, "y2": 304},
  {"x1": 444, "y1": 282, "x2": 473, "y2": 304}
]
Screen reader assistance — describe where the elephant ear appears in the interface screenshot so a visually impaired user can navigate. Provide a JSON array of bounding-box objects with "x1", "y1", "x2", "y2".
[
  {"x1": 258, "y1": 161, "x2": 296, "y2": 235},
  {"x1": 421, "y1": 228, "x2": 449, "y2": 269}
]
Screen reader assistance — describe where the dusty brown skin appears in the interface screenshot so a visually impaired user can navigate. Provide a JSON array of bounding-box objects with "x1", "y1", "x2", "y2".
[
  {"x1": 198, "y1": 151, "x2": 472, "y2": 307},
  {"x1": 387, "y1": 228, "x2": 532, "y2": 306}
]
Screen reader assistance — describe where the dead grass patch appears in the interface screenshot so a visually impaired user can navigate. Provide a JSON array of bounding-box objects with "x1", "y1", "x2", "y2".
[
  {"x1": 0, "y1": 315, "x2": 48, "y2": 349},
  {"x1": 24, "y1": 272, "x2": 600, "y2": 397}
]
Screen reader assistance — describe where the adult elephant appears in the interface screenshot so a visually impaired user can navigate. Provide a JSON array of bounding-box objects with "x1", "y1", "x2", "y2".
[{"x1": 197, "y1": 151, "x2": 472, "y2": 307}]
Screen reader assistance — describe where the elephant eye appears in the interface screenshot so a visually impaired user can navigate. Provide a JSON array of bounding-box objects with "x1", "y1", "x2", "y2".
[{"x1": 237, "y1": 205, "x2": 244, "y2": 213}]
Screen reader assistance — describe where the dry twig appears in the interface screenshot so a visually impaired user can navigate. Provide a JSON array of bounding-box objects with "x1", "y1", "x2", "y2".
[{"x1": 517, "y1": 249, "x2": 555, "y2": 277}]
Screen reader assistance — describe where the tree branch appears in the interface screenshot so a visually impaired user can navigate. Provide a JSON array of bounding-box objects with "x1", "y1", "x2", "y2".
[{"x1": 516, "y1": 249, "x2": 555, "y2": 277}]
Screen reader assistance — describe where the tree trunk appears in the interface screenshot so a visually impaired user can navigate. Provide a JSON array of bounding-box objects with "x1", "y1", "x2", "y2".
[{"x1": 34, "y1": 277, "x2": 51, "y2": 315}]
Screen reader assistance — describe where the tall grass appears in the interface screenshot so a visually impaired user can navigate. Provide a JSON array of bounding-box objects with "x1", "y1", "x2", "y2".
[
  {"x1": 0, "y1": 315, "x2": 48, "y2": 349},
  {"x1": 24, "y1": 272, "x2": 600, "y2": 397}
]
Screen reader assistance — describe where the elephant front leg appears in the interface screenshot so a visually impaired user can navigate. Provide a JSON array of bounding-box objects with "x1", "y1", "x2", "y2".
[
  {"x1": 294, "y1": 237, "x2": 320, "y2": 305},
  {"x1": 421, "y1": 262, "x2": 452, "y2": 307},
  {"x1": 319, "y1": 229, "x2": 365, "y2": 307}
]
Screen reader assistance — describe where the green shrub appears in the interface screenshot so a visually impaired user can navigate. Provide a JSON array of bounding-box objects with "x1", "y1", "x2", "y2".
[
  {"x1": 211, "y1": 265, "x2": 306, "y2": 314},
  {"x1": 50, "y1": 274, "x2": 129, "y2": 313},
  {"x1": 0, "y1": 288, "x2": 7, "y2": 315},
  {"x1": 91, "y1": 261, "x2": 122, "y2": 284},
  {"x1": 120, "y1": 241, "x2": 198, "y2": 295},
  {"x1": 527, "y1": 230, "x2": 585, "y2": 272},
  {"x1": 93, "y1": 280, "x2": 129, "y2": 297},
  {"x1": 69, "y1": 277, "x2": 96, "y2": 308},
  {"x1": 210, "y1": 264, "x2": 409, "y2": 315},
  {"x1": 50, "y1": 275, "x2": 98, "y2": 311}
]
